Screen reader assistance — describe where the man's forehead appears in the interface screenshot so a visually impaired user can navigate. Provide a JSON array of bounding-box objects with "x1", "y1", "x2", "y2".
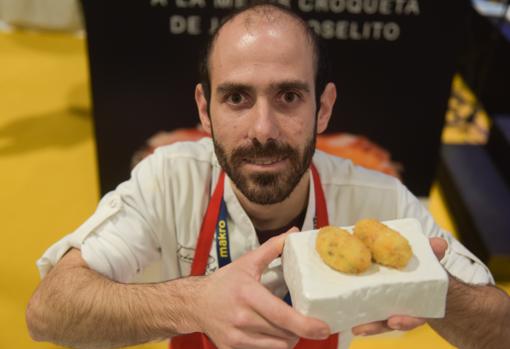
[
  {"x1": 208, "y1": 8, "x2": 315, "y2": 82},
  {"x1": 210, "y1": 7, "x2": 312, "y2": 61},
  {"x1": 222, "y1": 6, "x2": 304, "y2": 38}
]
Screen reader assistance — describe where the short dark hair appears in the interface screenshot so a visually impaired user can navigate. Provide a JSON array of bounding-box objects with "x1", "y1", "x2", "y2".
[{"x1": 199, "y1": 1, "x2": 330, "y2": 108}]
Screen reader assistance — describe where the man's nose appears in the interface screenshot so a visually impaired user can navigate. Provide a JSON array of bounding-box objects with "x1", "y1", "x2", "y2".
[{"x1": 247, "y1": 100, "x2": 280, "y2": 143}]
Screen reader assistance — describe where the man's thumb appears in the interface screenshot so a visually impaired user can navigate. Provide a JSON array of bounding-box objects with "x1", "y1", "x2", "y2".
[{"x1": 251, "y1": 227, "x2": 299, "y2": 274}]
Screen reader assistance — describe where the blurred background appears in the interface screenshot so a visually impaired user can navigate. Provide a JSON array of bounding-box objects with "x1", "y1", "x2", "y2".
[{"x1": 1, "y1": 0, "x2": 509, "y2": 348}]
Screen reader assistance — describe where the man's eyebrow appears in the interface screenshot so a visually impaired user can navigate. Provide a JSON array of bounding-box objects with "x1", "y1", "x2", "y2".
[
  {"x1": 270, "y1": 80, "x2": 310, "y2": 93},
  {"x1": 216, "y1": 83, "x2": 254, "y2": 95}
]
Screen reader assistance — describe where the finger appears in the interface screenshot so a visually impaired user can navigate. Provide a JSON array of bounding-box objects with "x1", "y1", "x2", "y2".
[
  {"x1": 247, "y1": 233, "x2": 290, "y2": 274},
  {"x1": 387, "y1": 316, "x2": 426, "y2": 331},
  {"x1": 257, "y1": 326, "x2": 297, "y2": 342},
  {"x1": 429, "y1": 237, "x2": 448, "y2": 261},
  {"x1": 241, "y1": 228, "x2": 301, "y2": 275},
  {"x1": 248, "y1": 285, "x2": 330, "y2": 340},
  {"x1": 227, "y1": 329, "x2": 299, "y2": 349},
  {"x1": 231, "y1": 307, "x2": 298, "y2": 340},
  {"x1": 246, "y1": 333, "x2": 299, "y2": 349},
  {"x1": 352, "y1": 321, "x2": 392, "y2": 336}
]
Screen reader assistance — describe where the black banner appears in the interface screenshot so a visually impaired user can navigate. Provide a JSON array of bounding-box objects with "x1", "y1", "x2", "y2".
[{"x1": 81, "y1": 0, "x2": 471, "y2": 196}]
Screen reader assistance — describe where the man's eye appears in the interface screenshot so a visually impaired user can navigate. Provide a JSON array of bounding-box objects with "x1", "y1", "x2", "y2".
[
  {"x1": 227, "y1": 93, "x2": 244, "y2": 104},
  {"x1": 281, "y1": 92, "x2": 300, "y2": 104}
]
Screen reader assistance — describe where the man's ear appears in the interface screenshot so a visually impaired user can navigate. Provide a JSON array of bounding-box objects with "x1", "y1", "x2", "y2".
[
  {"x1": 316, "y1": 82, "x2": 337, "y2": 134},
  {"x1": 195, "y1": 83, "x2": 212, "y2": 135}
]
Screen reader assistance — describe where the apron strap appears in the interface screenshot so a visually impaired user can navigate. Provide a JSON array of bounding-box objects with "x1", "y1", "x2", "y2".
[
  {"x1": 191, "y1": 171, "x2": 225, "y2": 276},
  {"x1": 310, "y1": 164, "x2": 329, "y2": 228}
]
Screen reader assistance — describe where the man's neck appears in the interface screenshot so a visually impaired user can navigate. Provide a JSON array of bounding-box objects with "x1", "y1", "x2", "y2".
[{"x1": 232, "y1": 172, "x2": 310, "y2": 231}]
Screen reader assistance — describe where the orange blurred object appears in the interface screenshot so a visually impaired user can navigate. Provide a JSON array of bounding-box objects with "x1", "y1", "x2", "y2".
[{"x1": 316, "y1": 134, "x2": 400, "y2": 178}]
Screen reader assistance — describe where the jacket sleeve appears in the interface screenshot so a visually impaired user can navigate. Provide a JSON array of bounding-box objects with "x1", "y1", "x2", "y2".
[{"x1": 37, "y1": 152, "x2": 166, "y2": 283}]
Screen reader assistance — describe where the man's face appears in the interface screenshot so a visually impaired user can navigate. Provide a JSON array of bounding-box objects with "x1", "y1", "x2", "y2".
[{"x1": 205, "y1": 13, "x2": 319, "y2": 205}]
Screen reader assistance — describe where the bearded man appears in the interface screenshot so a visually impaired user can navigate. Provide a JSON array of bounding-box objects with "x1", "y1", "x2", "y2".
[{"x1": 27, "y1": 2, "x2": 509, "y2": 349}]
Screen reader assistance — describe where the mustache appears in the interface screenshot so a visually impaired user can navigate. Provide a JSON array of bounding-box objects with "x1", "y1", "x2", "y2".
[{"x1": 230, "y1": 139, "x2": 296, "y2": 162}]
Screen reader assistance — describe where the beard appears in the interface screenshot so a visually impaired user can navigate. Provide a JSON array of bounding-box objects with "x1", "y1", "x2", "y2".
[{"x1": 212, "y1": 133, "x2": 316, "y2": 205}]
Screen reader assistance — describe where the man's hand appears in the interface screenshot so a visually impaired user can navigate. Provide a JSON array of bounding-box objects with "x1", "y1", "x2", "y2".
[
  {"x1": 351, "y1": 237, "x2": 448, "y2": 336},
  {"x1": 192, "y1": 228, "x2": 331, "y2": 349}
]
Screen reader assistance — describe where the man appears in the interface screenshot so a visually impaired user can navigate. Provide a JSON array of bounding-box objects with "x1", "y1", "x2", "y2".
[{"x1": 27, "y1": 3, "x2": 509, "y2": 349}]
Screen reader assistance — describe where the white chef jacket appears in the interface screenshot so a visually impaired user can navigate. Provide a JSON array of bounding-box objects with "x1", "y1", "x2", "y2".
[{"x1": 37, "y1": 138, "x2": 494, "y2": 289}]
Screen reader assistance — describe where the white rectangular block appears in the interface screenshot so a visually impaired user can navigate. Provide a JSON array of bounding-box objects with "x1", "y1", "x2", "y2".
[{"x1": 282, "y1": 218, "x2": 448, "y2": 333}]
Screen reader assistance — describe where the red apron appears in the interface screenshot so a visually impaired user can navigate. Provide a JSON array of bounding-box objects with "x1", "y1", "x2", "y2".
[{"x1": 171, "y1": 165, "x2": 339, "y2": 349}]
